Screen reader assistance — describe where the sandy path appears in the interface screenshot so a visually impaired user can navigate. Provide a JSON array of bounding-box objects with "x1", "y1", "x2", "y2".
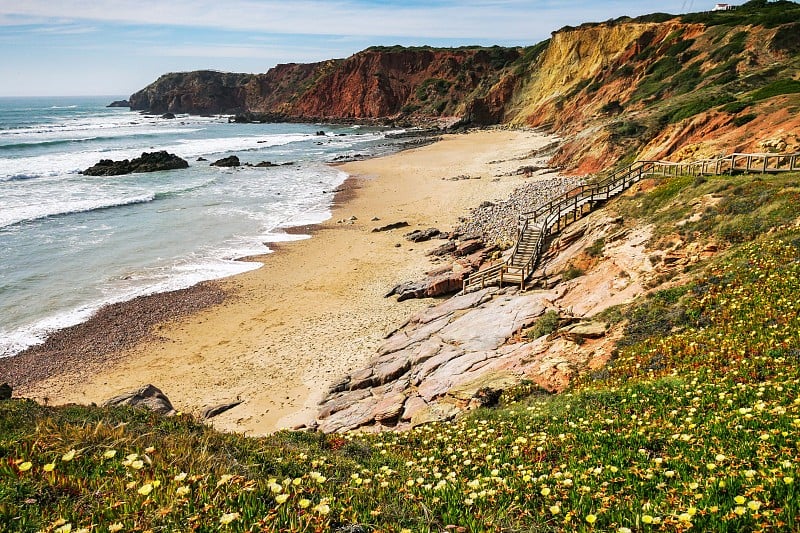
[{"x1": 21, "y1": 129, "x2": 558, "y2": 435}]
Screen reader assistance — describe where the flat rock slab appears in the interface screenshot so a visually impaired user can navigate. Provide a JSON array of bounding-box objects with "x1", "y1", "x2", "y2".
[
  {"x1": 201, "y1": 400, "x2": 243, "y2": 420},
  {"x1": 561, "y1": 321, "x2": 607, "y2": 339}
]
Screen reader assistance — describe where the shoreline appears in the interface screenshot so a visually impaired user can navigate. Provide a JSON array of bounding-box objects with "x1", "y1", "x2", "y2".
[{"x1": 3, "y1": 128, "x2": 564, "y2": 435}]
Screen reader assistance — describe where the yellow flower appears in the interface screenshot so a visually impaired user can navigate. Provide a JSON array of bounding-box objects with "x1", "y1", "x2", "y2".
[
  {"x1": 219, "y1": 512, "x2": 240, "y2": 525},
  {"x1": 217, "y1": 474, "x2": 234, "y2": 487},
  {"x1": 678, "y1": 513, "x2": 691, "y2": 522},
  {"x1": 145, "y1": 446, "x2": 155, "y2": 453},
  {"x1": 269, "y1": 482, "x2": 283, "y2": 494},
  {"x1": 137, "y1": 483, "x2": 153, "y2": 496},
  {"x1": 103, "y1": 450, "x2": 117, "y2": 459},
  {"x1": 176, "y1": 486, "x2": 190, "y2": 497},
  {"x1": 174, "y1": 472, "x2": 187, "y2": 482},
  {"x1": 618, "y1": 528, "x2": 631, "y2": 533},
  {"x1": 540, "y1": 487, "x2": 551, "y2": 496},
  {"x1": 642, "y1": 515, "x2": 654, "y2": 524},
  {"x1": 464, "y1": 498, "x2": 474, "y2": 506},
  {"x1": 735, "y1": 506, "x2": 746, "y2": 515},
  {"x1": 298, "y1": 498, "x2": 311, "y2": 509},
  {"x1": 43, "y1": 462, "x2": 56, "y2": 472},
  {"x1": 108, "y1": 523, "x2": 123, "y2": 532},
  {"x1": 709, "y1": 506, "x2": 719, "y2": 513},
  {"x1": 54, "y1": 523, "x2": 72, "y2": 533},
  {"x1": 275, "y1": 494, "x2": 289, "y2": 505},
  {"x1": 585, "y1": 514, "x2": 597, "y2": 525},
  {"x1": 62, "y1": 450, "x2": 76, "y2": 462},
  {"x1": 549, "y1": 504, "x2": 561, "y2": 515},
  {"x1": 313, "y1": 503, "x2": 330, "y2": 515},
  {"x1": 130, "y1": 460, "x2": 144, "y2": 470},
  {"x1": 18, "y1": 461, "x2": 33, "y2": 472},
  {"x1": 784, "y1": 477, "x2": 794, "y2": 484},
  {"x1": 747, "y1": 500, "x2": 761, "y2": 511},
  {"x1": 734, "y1": 495, "x2": 746, "y2": 505},
  {"x1": 400, "y1": 529, "x2": 412, "y2": 533}
]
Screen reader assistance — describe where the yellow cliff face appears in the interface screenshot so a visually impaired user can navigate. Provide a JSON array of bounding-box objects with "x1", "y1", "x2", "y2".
[
  {"x1": 502, "y1": 16, "x2": 800, "y2": 173},
  {"x1": 509, "y1": 23, "x2": 660, "y2": 126}
]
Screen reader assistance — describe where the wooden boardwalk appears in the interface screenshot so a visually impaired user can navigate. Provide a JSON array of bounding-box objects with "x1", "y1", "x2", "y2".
[{"x1": 462, "y1": 151, "x2": 800, "y2": 293}]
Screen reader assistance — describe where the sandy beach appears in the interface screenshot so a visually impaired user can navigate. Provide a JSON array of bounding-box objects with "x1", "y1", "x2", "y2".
[{"x1": 8, "y1": 128, "x2": 561, "y2": 435}]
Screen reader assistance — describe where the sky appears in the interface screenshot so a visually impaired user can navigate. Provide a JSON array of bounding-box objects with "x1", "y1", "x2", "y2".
[{"x1": 0, "y1": 0, "x2": 706, "y2": 97}]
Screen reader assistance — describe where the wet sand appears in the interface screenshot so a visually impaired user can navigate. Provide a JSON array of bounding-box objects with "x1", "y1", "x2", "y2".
[{"x1": 5, "y1": 129, "x2": 560, "y2": 435}]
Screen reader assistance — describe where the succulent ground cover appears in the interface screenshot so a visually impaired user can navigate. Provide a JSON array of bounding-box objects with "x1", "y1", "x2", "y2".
[{"x1": 2, "y1": 173, "x2": 799, "y2": 532}]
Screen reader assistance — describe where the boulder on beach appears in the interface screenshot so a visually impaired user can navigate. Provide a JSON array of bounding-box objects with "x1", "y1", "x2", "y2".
[
  {"x1": 81, "y1": 151, "x2": 189, "y2": 176},
  {"x1": 103, "y1": 384, "x2": 175, "y2": 415},
  {"x1": 201, "y1": 400, "x2": 243, "y2": 420},
  {"x1": 211, "y1": 155, "x2": 241, "y2": 167}
]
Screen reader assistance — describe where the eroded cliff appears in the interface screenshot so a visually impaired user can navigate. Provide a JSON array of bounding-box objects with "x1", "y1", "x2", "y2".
[{"x1": 128, "y1": 2, "x2": 800, "y2": 171}]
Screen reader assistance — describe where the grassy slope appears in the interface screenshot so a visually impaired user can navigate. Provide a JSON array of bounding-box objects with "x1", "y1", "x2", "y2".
[{"x1": 2, "y1": 172, "x2": 799, "y2": 532}]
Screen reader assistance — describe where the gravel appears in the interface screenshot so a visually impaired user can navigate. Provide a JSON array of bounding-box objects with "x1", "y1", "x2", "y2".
[{"x1": 457, "y1": 176, "x2": 585, "y2": 247}]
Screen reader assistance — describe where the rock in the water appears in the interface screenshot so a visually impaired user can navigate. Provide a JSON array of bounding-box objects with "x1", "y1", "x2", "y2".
[
  {"x1": 81, "y1": 151, "x2": 189, "y2": 176},
  {"x1": 372, "y1": 221, "x2": 409, "y2": 232},
  {"x1": 103, "y1": 384, "x2": 175, "y2": 415},
  {"x1": 0, "y1": 382, "x2": 12, "y2": 400},
  {"x1": 107, "y1": 100, "x2": 130, "y2": 107},
  {"x1": 161, "y1": 112, "x2": 176, "y2": 119},
  {"x1": 197, "y1": 157, "x2": 208, "y2": 161},
  {"x1": 201, "y1": 401, "x2": 243, "y2": 420},
  {"x1": 211, "y1": 155, "x2": 241, "y2": 167}
]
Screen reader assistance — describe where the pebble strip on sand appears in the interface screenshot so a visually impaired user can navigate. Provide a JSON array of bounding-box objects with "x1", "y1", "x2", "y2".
[{"x1": 457, "y1": 175, "x2": 585, "y2": 247}]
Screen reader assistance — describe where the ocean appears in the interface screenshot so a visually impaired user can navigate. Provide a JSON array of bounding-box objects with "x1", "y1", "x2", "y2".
[{"x1": 0, "y1": 96, "x2": 401, "y2": 358}]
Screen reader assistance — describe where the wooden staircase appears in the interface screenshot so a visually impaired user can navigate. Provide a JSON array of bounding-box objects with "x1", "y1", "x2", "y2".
[{"x1": 462, "y1": 151, "x2": 800, "y2": 293}]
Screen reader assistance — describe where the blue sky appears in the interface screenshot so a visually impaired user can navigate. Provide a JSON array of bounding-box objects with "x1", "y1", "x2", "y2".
[{"x1": 0, "y1": 0, "x2": 704, "y2": 97}]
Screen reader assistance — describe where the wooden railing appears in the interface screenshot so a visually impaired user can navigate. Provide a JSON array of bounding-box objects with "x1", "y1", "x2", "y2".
[{"x1": 461, "y1": 152, "x2": 799, "y2": 293}]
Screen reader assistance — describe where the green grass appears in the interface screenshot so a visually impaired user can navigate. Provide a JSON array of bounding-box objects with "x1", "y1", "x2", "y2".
[
  {"x1": 3, "y1": 173, "x2": 800, "y2": 531},
  {"x1": 526, "y1": 310, "x2": 561, "y2": 340},
  {"x1": 747, "y1": 79, "x2": 800, "y2": 102}
]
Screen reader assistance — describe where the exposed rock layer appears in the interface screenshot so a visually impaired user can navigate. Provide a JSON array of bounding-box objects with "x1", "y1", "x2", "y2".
[{"x1": 128, "y1": 5, "x2": 800, "y2": 172}]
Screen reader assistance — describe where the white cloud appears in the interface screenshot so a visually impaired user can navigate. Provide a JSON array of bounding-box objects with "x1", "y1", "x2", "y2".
[{"x1": 0, "y1": 0, "x2": 688, "y2": 41}]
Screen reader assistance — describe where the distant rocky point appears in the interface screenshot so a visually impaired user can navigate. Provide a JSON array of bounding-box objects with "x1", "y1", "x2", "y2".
[
  {"x1": 106, "y1": 100, "x2": 130, "y2": 108},
  {"x1": 81, "y1": 151, "x2": 189, "y2": 176}
]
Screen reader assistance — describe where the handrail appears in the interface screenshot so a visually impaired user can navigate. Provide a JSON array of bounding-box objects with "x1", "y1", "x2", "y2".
[{"x1": 462, "y1": 151, "x2": 800, "y2": 293}]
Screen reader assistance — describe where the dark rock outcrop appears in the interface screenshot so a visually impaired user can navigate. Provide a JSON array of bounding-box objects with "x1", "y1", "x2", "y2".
[
  {"x1": 107, "y1": 100, "x2": 130, "y2": 108},
  {"x1": 81, "y1": 151, "x2": 189, "y2": 176},
  {"x1": 0, "y1": 383, "x2": 11, "y2": 400},
  {"x1": 161, "y1": 112, "x2": 176, "y2": 119},
  {"x1": 210, "y1": 155, "x2": 240, "y2": 167},
  {"x1": 103, "y1": 384, "x2": 175, "y2": 415},
  {"x1": 405, "y1": 228, "x2": 440, "y2": 242},
  {"x1": 372, "y1": 221, "x2": 409, "y2": 232}
]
